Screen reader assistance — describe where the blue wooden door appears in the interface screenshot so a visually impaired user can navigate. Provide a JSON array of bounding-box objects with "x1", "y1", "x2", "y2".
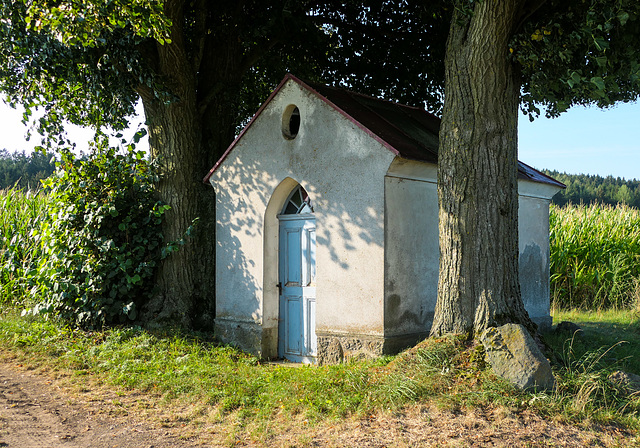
[{"x1": 278, "y1": 216, "x2": 316, "y2": 363}]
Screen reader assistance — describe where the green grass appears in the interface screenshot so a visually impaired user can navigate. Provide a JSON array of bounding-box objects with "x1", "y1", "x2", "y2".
[
  {"x1": 0, "y1": 310, "x2": 389, "y2": 424},
  {"x1": 0, "y1": 310, "x2": 512, "y2": 425},
  {"x1": 1, "y1": 308, "x2": 639, "y2": 438},
  {"x1": 548, "y1": 309, "x2": 640, "y2": 376},
  {"x1": 550, "y1": 203, "x2": 640, "y2": 310},
  {"x1": 528, "y1": 309, "x2": 640, "y2": 426}
]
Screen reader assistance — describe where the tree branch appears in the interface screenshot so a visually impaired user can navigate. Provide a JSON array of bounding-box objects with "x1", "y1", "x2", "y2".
[
  {"x1": 196, "y1": 36, "x2": 279, "y2": 117},
  {"x1": 192, "y1": 0, "x2": 207, "y2": 74},
  {"x1": 515, "y1": 0, "x2": 549, "y2": 34},
  {"x1": 238, "y1": 37, "x2": 279, "y2": 75},
  {"x1": 197, "y1": 81, "x2": 225, "y2": 116}
]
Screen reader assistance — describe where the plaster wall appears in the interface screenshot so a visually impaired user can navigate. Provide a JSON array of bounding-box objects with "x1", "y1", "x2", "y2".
[
  {"x1": 517, "y1": 180, "x2": 558, "y2": 330},
  {"x1": 384, "y1": 159, "x2": 559, "y2": 341},
  {"x1": 384, "y1": 159, "x2": 438, "y2": 345},
  {"x1": 209, "y1": 79, "x2": 395, "y2": 357}
]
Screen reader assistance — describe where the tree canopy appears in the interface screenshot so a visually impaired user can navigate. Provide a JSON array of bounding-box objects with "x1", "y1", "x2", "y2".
[
  {"x1": 0, "y1": 1, "x2": 448, "y2": 145},
  {"x1": 514, "y1": 0, "x2": 640, "y2": 118},
  {"x1": 0, "y1": 0, "x2": 451, "y2": 328},
  {"x1": 1, "y1": 0, "x2": 639, "y2": 333}
]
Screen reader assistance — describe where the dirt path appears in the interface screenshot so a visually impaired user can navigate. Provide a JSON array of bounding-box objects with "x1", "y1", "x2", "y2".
[
  {"x1": 0, "y1": 363, "x2": 196, "y2": 448},
  {"x1": 0, "y1": 360, "x2": 638, "y2": 448}
]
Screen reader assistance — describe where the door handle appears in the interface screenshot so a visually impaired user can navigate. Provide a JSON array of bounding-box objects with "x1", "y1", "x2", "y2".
[{"x1": 276, "y1": 282, "x2": 282, "y2": 295}]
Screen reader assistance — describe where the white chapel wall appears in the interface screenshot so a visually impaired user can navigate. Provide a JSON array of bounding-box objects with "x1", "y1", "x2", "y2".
[
  {"x1": 210, "y1": 79, "x2": 395, "y2": 356},
  {"x1": 384, "y1": 158, "x2": 559, "y2": 340}
]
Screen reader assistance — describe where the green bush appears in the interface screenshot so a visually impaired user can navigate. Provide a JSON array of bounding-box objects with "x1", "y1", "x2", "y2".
[
  {"x1": 30, "y1": 143, "x2": 168, "y2": 328},
  {"x1": 550, "y1": 203, "x2": 640, "y2": 309}
]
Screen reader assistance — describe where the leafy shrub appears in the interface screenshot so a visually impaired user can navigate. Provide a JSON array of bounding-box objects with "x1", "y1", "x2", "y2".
[
  {"x1": 31, "y1": 142, "x2": 168, "y2": 328},
  {"x1": 550, "y1": 203, "x2": 640, "y2": 309}
]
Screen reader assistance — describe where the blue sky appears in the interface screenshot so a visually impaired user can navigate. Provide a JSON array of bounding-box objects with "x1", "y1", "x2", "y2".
[
  {"x1": 2, "y1": 99, "x2": 639, "y2": 181},
  {"x1": 518, "y1": 101, "x2": 640, "y2": 180}
]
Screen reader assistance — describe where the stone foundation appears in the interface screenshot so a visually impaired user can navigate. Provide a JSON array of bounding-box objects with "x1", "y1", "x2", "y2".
[
  {"x1": 316, "y1": 331, "x2": 431, "y2": 365},
  {"x1": 214, "y1": 318, "x2": 263, "y2": 357},
  {"x1": 317, "y1": 334, "x2": 384, "y2": 365}
]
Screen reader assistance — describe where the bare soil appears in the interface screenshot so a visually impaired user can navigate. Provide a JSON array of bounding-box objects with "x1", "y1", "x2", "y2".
[
  {"x1": 0, "y1": 360, "x2": 638, "y2": 448},
  {"x1": 0, "y1": 362, "x2": 196, "y2": 448}
]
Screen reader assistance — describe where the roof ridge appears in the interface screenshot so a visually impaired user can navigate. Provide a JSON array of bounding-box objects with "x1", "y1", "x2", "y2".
[
  {"x1": 307, "y1": 80, "x2": 439, "y2": 116},
  {"x1": 204, "y1": 74, "x2": 564, "y2": 190}
]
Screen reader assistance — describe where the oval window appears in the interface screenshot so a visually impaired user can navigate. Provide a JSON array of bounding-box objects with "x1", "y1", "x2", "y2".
[{"x1": 282, "y1": 105, "x2": 301, "y2": 139}]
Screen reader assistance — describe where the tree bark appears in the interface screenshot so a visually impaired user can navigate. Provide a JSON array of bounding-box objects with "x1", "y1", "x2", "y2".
[
  {"x1": 136, "y1": 0, "x2": 240, "y2": 329},
  {"x1": 430, "y1": 0, "x2": 536, "y2": 337}
]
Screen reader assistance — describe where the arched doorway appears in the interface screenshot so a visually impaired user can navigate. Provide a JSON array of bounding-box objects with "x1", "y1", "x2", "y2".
[{"x1": 277, "y1": 185, "x2": 317, "y2": 363}]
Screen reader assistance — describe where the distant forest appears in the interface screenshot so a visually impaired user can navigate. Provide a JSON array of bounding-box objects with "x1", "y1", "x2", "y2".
[
  {"x1": 0, "y1": 150, "x2": 638, "y2": 208},
  {"x1": 0, "y1": 150, "x2": 56, "y2": 190},
  {"x1": 541, "y1": 169, "x2": 640, "y2": 208}
]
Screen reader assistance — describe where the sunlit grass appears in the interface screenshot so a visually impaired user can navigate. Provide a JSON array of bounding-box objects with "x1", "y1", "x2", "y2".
[
  {"x1": 1, "y1": 308, "x2": 639, "y2": 436},
  {"x1": 549, "y1": 308, "x2": 640, "y2": 375}
]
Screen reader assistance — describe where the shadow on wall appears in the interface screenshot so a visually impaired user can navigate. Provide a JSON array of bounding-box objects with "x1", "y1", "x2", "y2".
[
  {"x1": 212, "y1": 126, "x2": 387, "y2": 320},
  {"x1": 300, "y1": 128, "x2": 387, "y2": 273},
  {"x1": 213, "y1": 157, "x2": 277, "y2": 323}
]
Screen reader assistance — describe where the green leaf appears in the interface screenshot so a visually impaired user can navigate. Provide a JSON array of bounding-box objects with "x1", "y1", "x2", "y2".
[
  {"x1": 618, "y1": 11, "x2": 630, "y2": 26},
  {"x1": 593, "y1": 36, "x2": 609, "y2": 51},
  {"x1": 130, "y1": 274, "x2": 141, "y2": 284},
  {"x1": 590, "y1": 76, "x2": 605, "y2": 91}
]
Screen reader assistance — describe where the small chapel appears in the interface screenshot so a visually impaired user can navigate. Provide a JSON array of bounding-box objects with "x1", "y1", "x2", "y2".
[{"x1": 204, "y1": 74, "x2": 564, "y2": 364}]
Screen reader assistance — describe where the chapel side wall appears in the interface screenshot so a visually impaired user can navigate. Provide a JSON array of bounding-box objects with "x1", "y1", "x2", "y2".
[
  {"x1": 384, "y1": 159, "x2": 558, "y2": 341},
  {"x1": 517, "y1": 187, "x2": 556, "y2": 331},
  {"x1": 383, "y1": 173, "x2": 439, "y2": 352},
  {"x1": 210, "y1": 79, "x2": 395, "y2": 360}
]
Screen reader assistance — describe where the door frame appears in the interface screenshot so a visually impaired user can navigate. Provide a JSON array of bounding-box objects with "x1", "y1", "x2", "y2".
[{"x1": 262, "y1": 178, "x2": 315, "y2": 360}]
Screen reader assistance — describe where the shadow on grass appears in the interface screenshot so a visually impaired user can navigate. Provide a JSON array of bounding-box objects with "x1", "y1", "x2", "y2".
[{"x1": 546, "y1": 311, "x2": 640, "y2": 375}]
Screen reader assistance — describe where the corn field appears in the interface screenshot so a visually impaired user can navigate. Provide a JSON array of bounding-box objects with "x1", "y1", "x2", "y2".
[
  {"x1": 550, "y1": 203, "x2": 640, "y2": 310},
  {"x1": 0, "y1": 188, "x2": 49, "y2": 306}
]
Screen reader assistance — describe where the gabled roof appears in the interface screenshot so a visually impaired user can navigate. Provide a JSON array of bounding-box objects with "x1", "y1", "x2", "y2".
[{"x1": 204, "y1": 74, "x2": 565, "y2": 189}]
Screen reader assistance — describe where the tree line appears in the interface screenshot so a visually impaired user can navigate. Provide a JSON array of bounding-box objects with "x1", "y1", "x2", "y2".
[
  {"x1": 542, "y1": 169, "x2": 640, "y2": 209},
  {"x1": 3, "y1": 149, "x2": 638, "y2": 211},
  {"x1": 0, "y1": 149, "x2": 56, "y2": 190}
]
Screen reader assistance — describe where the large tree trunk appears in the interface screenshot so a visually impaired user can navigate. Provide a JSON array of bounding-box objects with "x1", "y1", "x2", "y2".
[
  {"x1": 140, "y1": 95, "x2": 211, "y2": 328},
  {"x1": 430, "y1": 0, "x2": 536, "y2": 337},
  {"x1": 136, "y1": 0, "x2": 240, "y2": 329}
]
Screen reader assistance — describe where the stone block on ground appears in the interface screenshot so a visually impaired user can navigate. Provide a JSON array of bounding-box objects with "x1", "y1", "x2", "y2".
[
  {"x1": 609, "y1": 370, "x2": 640, "y2": 394},
  {"x1": 555, "y1": 321, "x2": 583, "y2": 336},
  {"x1": 480, "y1": 323, "x2": 556, "y2": 392}
]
